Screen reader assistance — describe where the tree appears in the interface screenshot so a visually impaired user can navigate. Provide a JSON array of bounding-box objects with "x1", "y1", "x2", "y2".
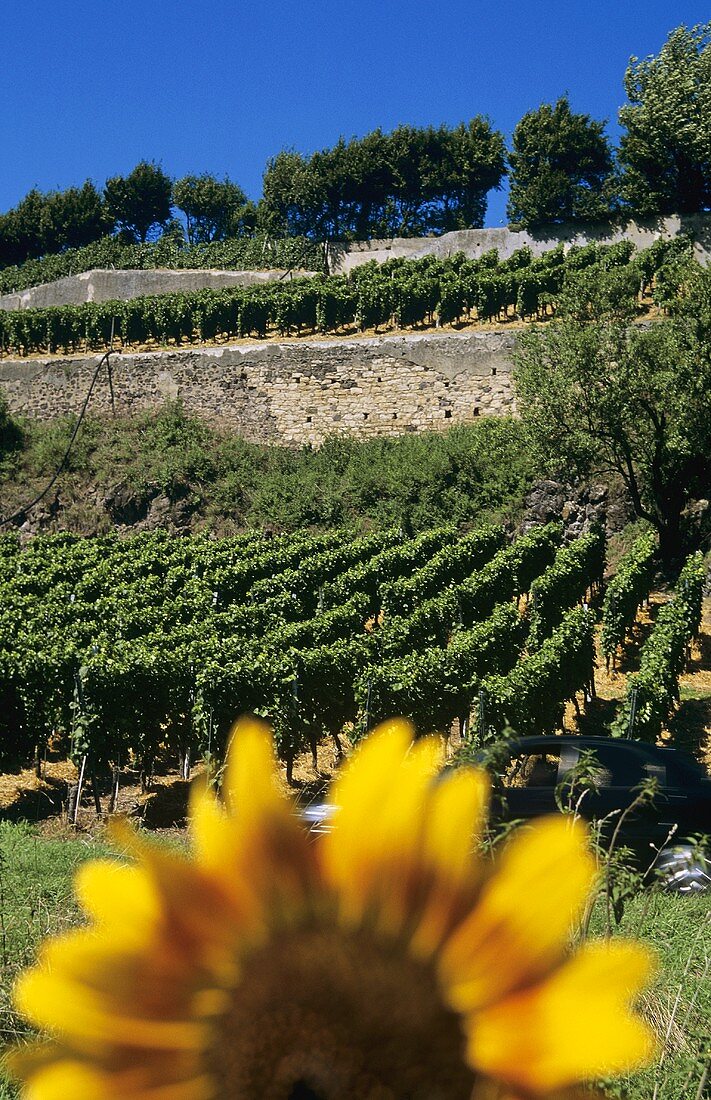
[
  {"x1": 427, "y1": 119, "x2": 507, "y2": 232},
  {"x1": 259, "y1": 150, "x2": 326, "y2": 238},
  {"x1": 0, "y1": 190, "x2": 47, "y2": 265},
  {"x1": 172, "y1": 174, "x2": 252, "y2": 243},
  {"x1": 40, "y1": 181, "x2": 110, "y2": 252},
  {"x1": 513, "y1": 264, "x2": 711, "y2": 561},
  {"x1": 259, "y1": 121, "x2": 506, "y2": 241},
  {"x1": 0, "y1": 182, "x2": 109, "y2": 265},
  {"x1": 507, "y1": 97, "x2": 616, "y2": 228},
  {"x1": 104, "y1": 161, "x2": 173, "y2": 242},
  {"x1": 618, "y1": 23, "x2": 711, "y2": 216}
]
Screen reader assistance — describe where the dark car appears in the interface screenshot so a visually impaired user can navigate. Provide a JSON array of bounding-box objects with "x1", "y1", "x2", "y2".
[{"x1": 484, "y1": 735, "x2": 711, "y2": 891}]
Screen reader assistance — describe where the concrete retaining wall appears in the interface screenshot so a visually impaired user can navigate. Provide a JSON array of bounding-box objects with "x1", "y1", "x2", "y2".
[
  {"x1": 329, "y1": 213, "x2": 711, "y2": 274},
  {"x1": 3, "y1": 214, "x2": 710, "y2": 312},
  {"x1": 0, "y1": 268, "x2": 314, "y2": 312},
  {"x1": 0, "y1": 330, "x2": 516, "y2": 445}
]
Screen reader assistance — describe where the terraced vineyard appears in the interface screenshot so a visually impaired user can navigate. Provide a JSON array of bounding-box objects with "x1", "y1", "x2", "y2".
[
  {"x1": 0, "y1": 520, "x2": 624, "y2": 784},
  {"x1": 0, "y1": 235, "x2": 691, "y2": 356}
]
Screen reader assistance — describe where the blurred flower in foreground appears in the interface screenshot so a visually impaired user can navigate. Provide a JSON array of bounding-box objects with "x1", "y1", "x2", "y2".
[{"x1": 9, "y1": 719, "x2": 654, "y2": 1100}]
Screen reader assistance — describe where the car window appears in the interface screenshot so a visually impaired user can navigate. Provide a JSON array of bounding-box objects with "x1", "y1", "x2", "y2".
[
  {"x1": 503, "y1": 752, "x2": 561, "y2": 789},
  {"x1": 644, "y1": 763, "x2": 666, "y2": 785},
  {"x1": 583, "y1": 745, "x2": 644, "y2": 786},
  {"x1": 662, "y1": 753, "x2": 703, "y2": 785}
]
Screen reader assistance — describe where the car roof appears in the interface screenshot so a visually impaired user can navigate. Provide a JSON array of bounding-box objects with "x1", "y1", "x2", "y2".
[{"x1": 502, "y1": 736, "x2": 704, "y2": 775}]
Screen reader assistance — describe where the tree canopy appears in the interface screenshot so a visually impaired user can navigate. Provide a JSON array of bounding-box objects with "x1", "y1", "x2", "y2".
[
  {"x1": 172, "y1": 174, "x2": 255, "y2": 244},
  {"x1": 618, "y1": 23, "x2": 711, "y2": 216},
  {"x1": 104, "y1": 162, "x2": 173, "y2": 242},
  {"x1": 260, "y1": 121, "x2": 507, "y2": 240},
  {"x1": 513, "y1": 261, "x2": 711, "y2": 561},
  {"x1": 0, "y1": 182, "x2": 109, "y2": 266},
  {"x1": 507, "y1": 97, "x2": 616, "y2": 229}
]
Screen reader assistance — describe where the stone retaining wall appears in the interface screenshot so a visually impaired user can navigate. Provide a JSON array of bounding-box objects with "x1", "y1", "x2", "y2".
[{"x1": 0, "y1": 330, "x2": 516, "y2": 445}]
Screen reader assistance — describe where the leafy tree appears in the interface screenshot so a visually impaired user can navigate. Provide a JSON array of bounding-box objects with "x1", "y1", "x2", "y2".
[
  {"x1": 514, "y1": 263, "x2": 711, "y2": 561},
  {"x1": 507, "y1": 97, "x2": 616, "y2": 228},
  {"x1": 0, "y1": 182, "x2": 110, "y2": 266},
  {"x1": 618, "y1": 23, "x2": 711, "y2": 216},
  {"x1": 0, "y1": 190, "x2": 47, "y2": 265},
  {"x1": 40, "y1": 182, "x2": 110, "y2": 252},
  {"x1": 259, "y1": 150, "x2": 326, "y2": 238},
  {"x1": 260, "y1": 121, "x2": 506, "y2": 240},
  {"x1": 104, "y1": 161, "x2": 173, "y2": 242},
  {"x1": 173, "y1": 174, "x2": 253, "y2": 244},
  {"x1": 419, "y1": 120, "x2": 508, "y2": 233}
]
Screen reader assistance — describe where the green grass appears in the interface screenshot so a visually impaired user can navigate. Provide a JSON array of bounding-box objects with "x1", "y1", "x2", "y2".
[
  {"x1": 0, "y1": 823, "x2": 112, "y2": 1097},
  {"x1": 588, "y1": 890, "x2": 711, "y2": 1099},
  {"x1": 0, "y1": 401, "x2": 535, "y2": 536},
  {"x1": 0, "y1": 822, "x2": 708, "y2": 1099}
]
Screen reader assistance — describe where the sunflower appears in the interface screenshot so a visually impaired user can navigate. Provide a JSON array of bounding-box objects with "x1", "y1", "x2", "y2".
[{"x1": 8, "y1": 719, "x2": 654, "y2": 1100}]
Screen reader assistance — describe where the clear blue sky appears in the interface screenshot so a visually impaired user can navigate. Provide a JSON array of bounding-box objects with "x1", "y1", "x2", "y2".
[{"x1": 1, "y1": 0, "x2": 708, "y2": 228}]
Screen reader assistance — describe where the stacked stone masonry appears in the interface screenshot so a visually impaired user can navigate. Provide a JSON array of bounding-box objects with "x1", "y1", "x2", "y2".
[{"x1": 0, "y1": 331, "x2": 516, "y2": 446}]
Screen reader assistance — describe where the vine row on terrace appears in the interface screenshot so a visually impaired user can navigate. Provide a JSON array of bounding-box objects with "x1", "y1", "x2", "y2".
[
  {"x1": 0, "y1": 236, "x2": 691, "y2": 357},
  {"x1": 613, "y1": 553, "x2": 705, "y2": 742}
]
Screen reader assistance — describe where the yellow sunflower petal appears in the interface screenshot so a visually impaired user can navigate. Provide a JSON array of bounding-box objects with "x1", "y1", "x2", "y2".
[
  {"x1": 16, "y1": 1060, "x2": 109, "y2": 1100},
  {"x1": 14, "y1": 969, "x2": 204, "y2": 1051},
  {"x1": 218, "y1": 718, "x2": 317, "y2": 919},
  {"x1": 189, "y1": 777, "x2": 235, "y2": 872},
  {"x1": 421, "y1": 767, "x2": 489, "y2": 883},
  {"x1": 410, "y1": 766, "x2": 489, "y2": 958},
  {"x1": 325, "y1": 720, "x2": 414, "y2": 850},
  {"x1": 320, "y1": 719, "x2": 414, "y2": 897},
  {"x1": 442, "y1": 816, "x2": 596, "y2": 1008},
  {"x1": 469, "y1": 941, "x2": 656, "y2": 1094},
  {"x1": 223, "y1": 716, "x2": 283, "y2": 830},
  {"x1": 74, "y1": 860, "x2": 161, "y2": 940},
  {"x1": 322, "y1": 722, "x2": 443, "y2": 931},
  {"x1": 29, "y1": 928, "x2": 211, "y2": 1025},
  {"x1": 14, "y1": 1058, "x2": 215, "y2": 1100}
]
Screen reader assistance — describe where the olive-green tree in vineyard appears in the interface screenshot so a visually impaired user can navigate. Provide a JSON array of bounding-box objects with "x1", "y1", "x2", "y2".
[{"x1": 514, "y1": 263, "x2": 711, "y2": 562}]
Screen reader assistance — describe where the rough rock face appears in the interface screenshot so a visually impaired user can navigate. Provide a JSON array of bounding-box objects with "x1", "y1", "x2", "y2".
[
  {"x1": 13, "y1": 484, "x2": 198, "y2": 540},
  {"x1": 102, "y1": 484, "x2": 198, "y2": 532},
  {"x1": 522, "y1": 479, "x2": 632, "y2": 541}
]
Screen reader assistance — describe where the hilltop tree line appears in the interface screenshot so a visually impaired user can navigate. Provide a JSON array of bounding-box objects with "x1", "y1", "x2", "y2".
[{"x1": 1, "y1": 22, "x2": 710, "y2": 268}]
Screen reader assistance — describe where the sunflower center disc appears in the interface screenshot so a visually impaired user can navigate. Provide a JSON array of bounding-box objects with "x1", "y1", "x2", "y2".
[{"x1": 209, "y1": 924, "x2": 476, "y2": 1099}]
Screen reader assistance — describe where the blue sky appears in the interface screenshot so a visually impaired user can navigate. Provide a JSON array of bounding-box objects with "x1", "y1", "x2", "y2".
[{"x1": 1, "y1": 0, "x2": 708, "y2": 228}]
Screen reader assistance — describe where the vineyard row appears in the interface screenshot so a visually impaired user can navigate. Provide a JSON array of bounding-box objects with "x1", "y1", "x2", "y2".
[
  {"x1": 0, "y1": 236, "x2": 691, "y2": 357},
  {"x1": 0, "y1": 524, "x2": 606, "y2": 778}
]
